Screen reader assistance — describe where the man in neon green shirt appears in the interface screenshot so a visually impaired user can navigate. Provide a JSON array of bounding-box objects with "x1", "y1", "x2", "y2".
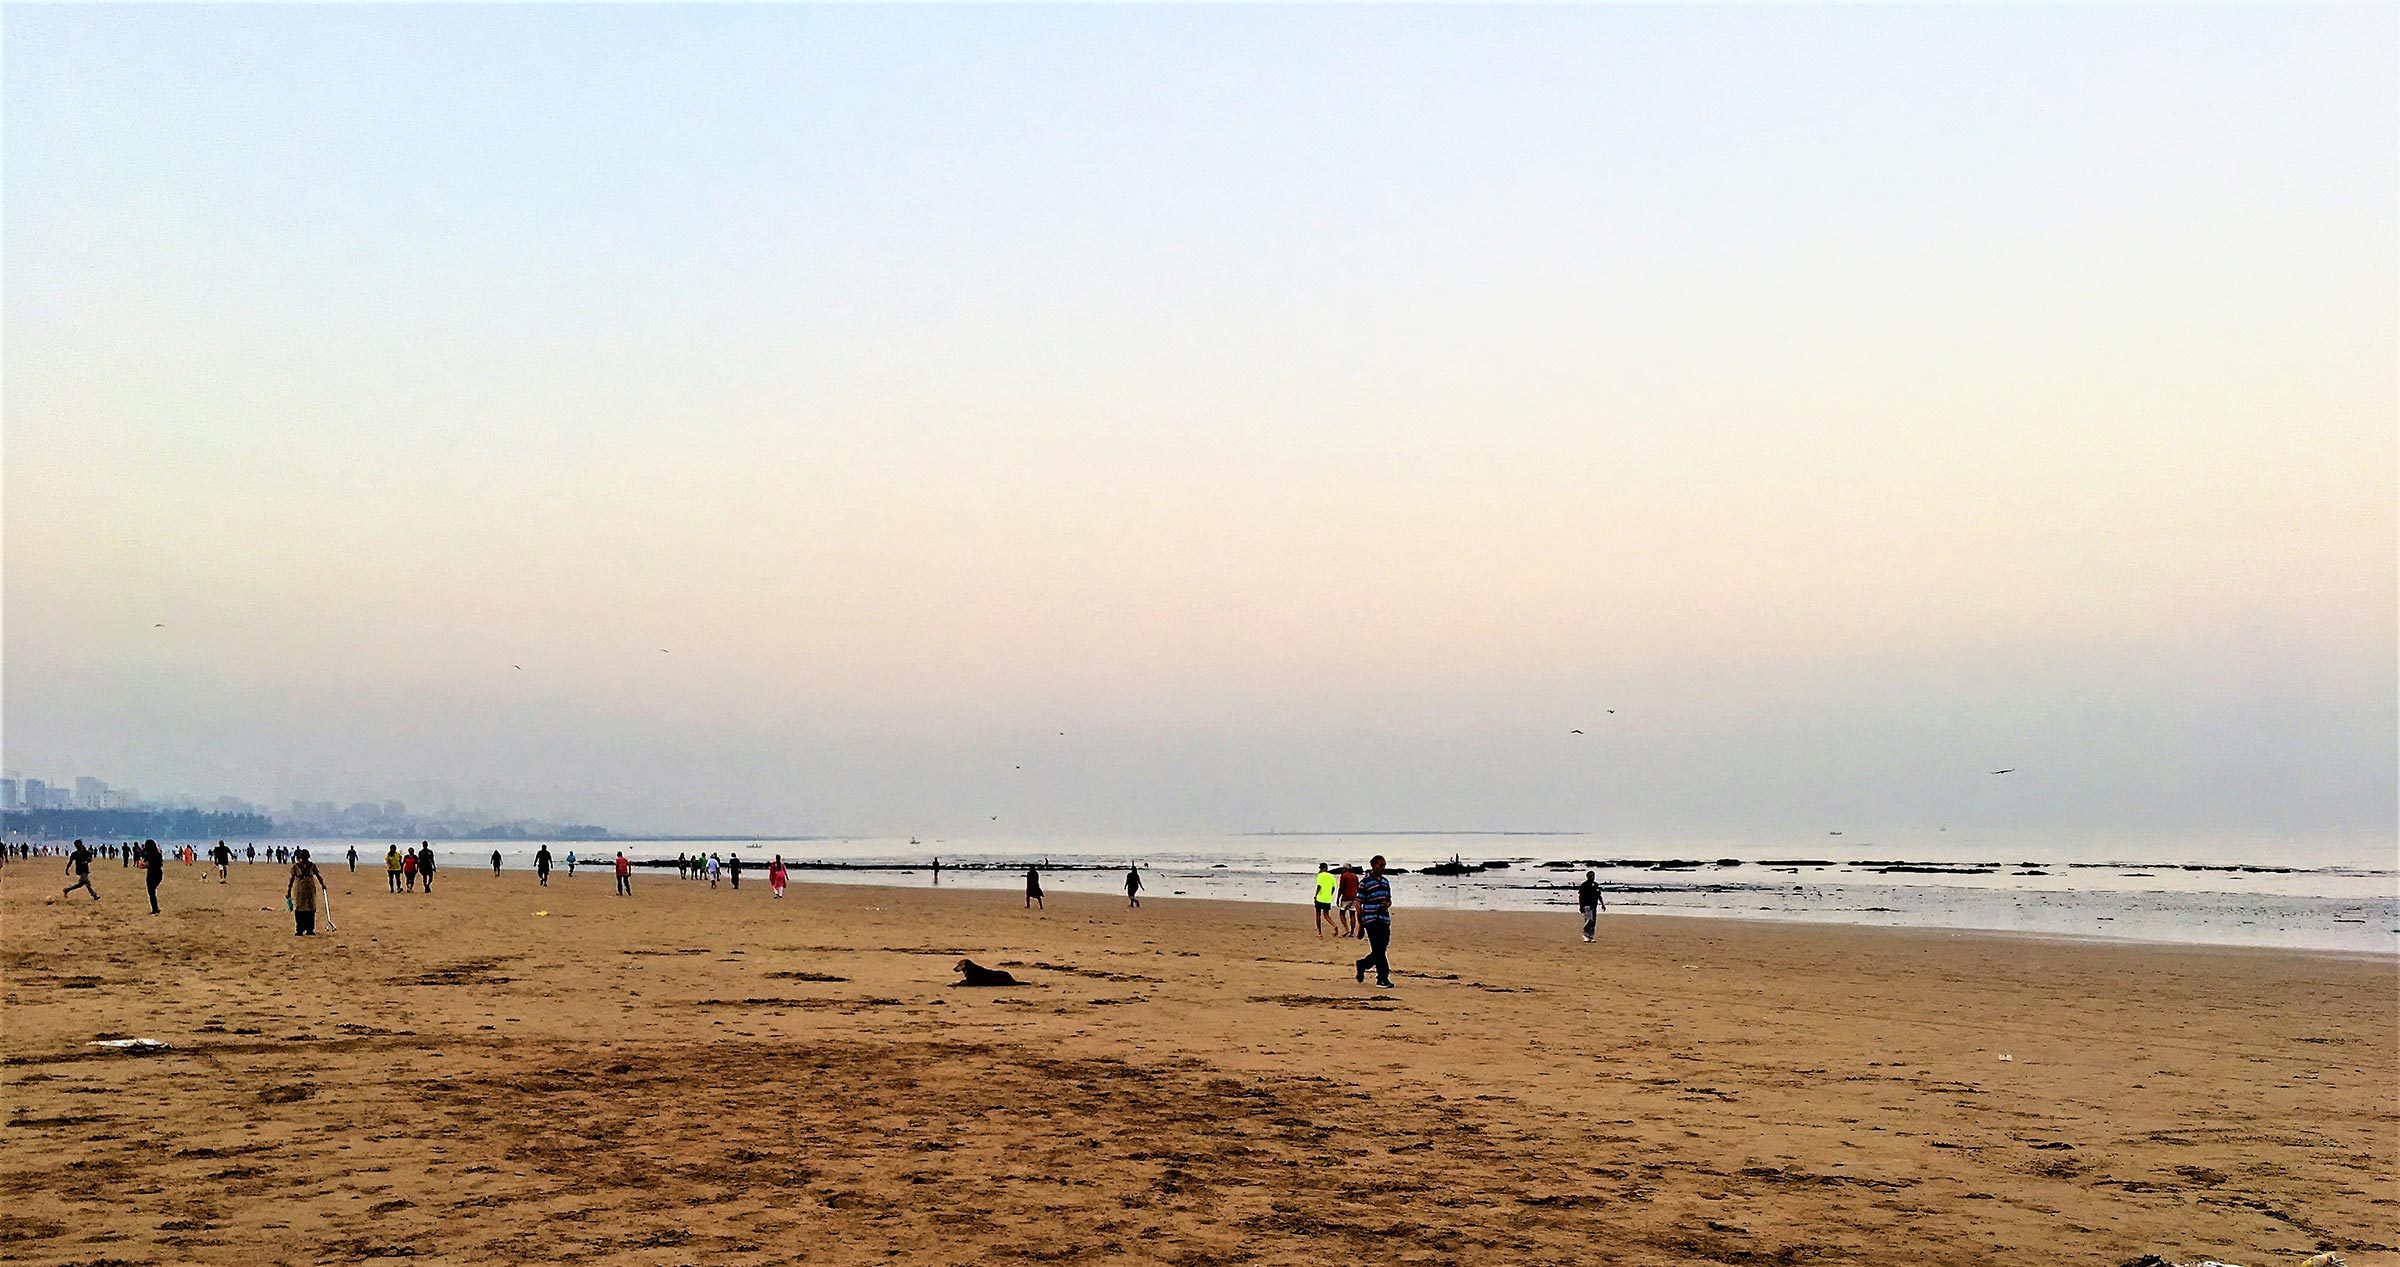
[{"x1": 1312, "y1": 864, "x2": 1339, "y2": 936}]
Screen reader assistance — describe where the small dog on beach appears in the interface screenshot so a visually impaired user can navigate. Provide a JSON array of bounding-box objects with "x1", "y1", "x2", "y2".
[{"x1": 952, "y1": 958, "x2": 1021, "y2": 987}]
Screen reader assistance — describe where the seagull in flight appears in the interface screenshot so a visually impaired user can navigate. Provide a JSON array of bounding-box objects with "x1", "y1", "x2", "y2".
[
  {"x1": 1569, "y1": 729, "x2": 1583, "y2": 735},
  {"x1": 1991, "y1": 768, "x2": 2016, "y2": 775},
  {"x1": 512, "y1": 665, "x2": 523, "y2": 670}
]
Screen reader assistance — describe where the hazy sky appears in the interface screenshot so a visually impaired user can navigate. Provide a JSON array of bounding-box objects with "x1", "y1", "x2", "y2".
[{"x1": 5, "y1": 5, "x2": 2393, "y2": 846}]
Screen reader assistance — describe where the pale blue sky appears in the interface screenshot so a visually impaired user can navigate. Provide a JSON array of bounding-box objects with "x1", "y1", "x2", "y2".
[{"x1": 5, "y1": 5, "x2": 2393, "y2": 844}]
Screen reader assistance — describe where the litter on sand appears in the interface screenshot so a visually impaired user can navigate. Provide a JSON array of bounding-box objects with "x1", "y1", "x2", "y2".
[
  {"x1": 2123, "y1": 1254, "x2": 2346, "y2": 1267},
  {"x1": 88, "y1": 1039, "x2": 170, "y2": 1053}
]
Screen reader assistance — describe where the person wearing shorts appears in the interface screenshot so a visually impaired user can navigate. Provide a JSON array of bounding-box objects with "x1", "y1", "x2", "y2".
[
  {"x1": 1336, "y1": 865, "x2": 1362, "y2": 938},
  {"x1": 1313, "y1": 864, "x2": 1339, "y2": 935}
]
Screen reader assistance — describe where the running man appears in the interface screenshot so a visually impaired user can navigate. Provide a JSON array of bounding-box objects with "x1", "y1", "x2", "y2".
[
  {"x1": 1577, "y1": 869, "x2": 1606, "y2": 942},
  {"x1": 62, "y1": 840, "x2": 98, "y2": 902},
  {"x1": 1124, "y1": 864, "x2": 1142, "y2": 909},
  {"x1": 535, "y1": 845, "x2": 553, "y2": 887},
  {"x1": 140, "y1": 839, "x2": 165, "y2": 914},
  {"x1": 1313, "y1": 864, "x2": 1339, "y2": 935},
  {"x1": 613, "y1": 850, "x2": 633, "y2": 897},
  {"x1": 1352, "y1": 855, "x2": 1394, "y2": 989}
]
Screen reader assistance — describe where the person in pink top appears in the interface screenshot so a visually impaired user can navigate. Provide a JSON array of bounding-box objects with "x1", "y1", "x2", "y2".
[{"x1": 769, "y1": 855, "x2": 788, "y2": 899}]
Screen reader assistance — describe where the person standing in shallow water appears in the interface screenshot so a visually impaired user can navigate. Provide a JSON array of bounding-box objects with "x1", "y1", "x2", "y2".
[
  {"x1": 287, "y1": 849, "x2": 328, "y2": 935},
  {"x1": 1352, "y1": 855, "x2": 1395, "y2": 989},
  {"x1": 1124, "y1": 864, "x2": 1142, "y2": 909},
  {"x1": 1024, "y1": 865, "x2": 1043, "y2": 910}
]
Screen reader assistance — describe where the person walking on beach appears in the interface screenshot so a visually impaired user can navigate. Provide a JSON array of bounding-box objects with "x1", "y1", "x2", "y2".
[
  {"x1": 1124, "y1": 864, "x2": 1142, "y2": 909},
  {"x1": 346, "y1": 845, "x2": 358, "y2": 874},
  {"x1": 246, "y1": 843, "x2": 256, "y2": 864},
  {"x1": 535, "y1": 845, "x2": 552, "y2": 887},
  {"x1": 62, "y1": 840, "x2": 98, "y2": 902},
  {"x1": 768, "y1": 855, "x2": 788, "y2": 899},
  {"x1": 140, "y1": 839, "x2": 165, "y2": 915},
  {"x1": 613, "y1": 850, "x2": 632, "y2": 897},
  {"x1": 385, "y1": 845, "x2": 403, "y2": 893},
  {"x1": 676, "y1": 852, "x2": 689, "y2": 880},
  {"x1": 1336, "y1": 864, "x2": 1362, "y2": 938},
  {"x1": 931, "y1": 856, "x2": 941, "y2": 885},
  {"x1": 1352, "y1": 855, "x2": 1394, "y2": 989},
  {"x1": 491, "y1": 849, "x2": 503, "y2": 877},
  {"x1": 728, "y1": 853, "x2": 743, "y2": 891},
  {"x1": 1577, "y1": 870, "x2": 1606, "y2": 942},
  {"x1": 706, "y1": 854, "x2": 721, "y2": 889},
  {"x1": 416, "y1": 843, "x2": 436, "y2": 893},
  {"x1": 212, "y1": 841, "x2": 233, "y2": 883},
  {"x1": 287, "y1": 849, "x2": 328, "y2": 936},
  {"x1": 401, "y1": 848, "x2": 418, "y2": 892},
  {"x1": 1313, "y1": 864, "x2": 1339, "y2": 936},
  {"x1": 1024, "y1": 865, "x2": 1044, "y2": 911},
  {"x1": 567, "y1": 850, "x2": 578, "y2": 876}
]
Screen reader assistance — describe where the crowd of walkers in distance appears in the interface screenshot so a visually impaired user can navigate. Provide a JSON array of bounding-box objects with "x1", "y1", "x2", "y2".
[{"x1": 8, "y1": 836, "x2": 1608, "y2": 991}]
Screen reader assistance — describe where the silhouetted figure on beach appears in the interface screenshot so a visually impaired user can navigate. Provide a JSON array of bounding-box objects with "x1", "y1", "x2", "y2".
[
  {"x1": 1577, "y1": 870, "x2": 1605, "y2": 942},
  {"x1": 491, "y1": 849, "x2": 503, "y2": 876},
  {"x1": 416, "y1": 843, "x2": 436, "y2": 893},
  {"x1": 535, "y1": 845, "x2": 552, "y2": 887},
  {"x1": 287, "y1": 849, "x2": 328, "y2": 936},
  {"x1": 212, "y1": 841, "x2": 233, "y2": 883},
  {"x1": 62, "y1": 840, "x2": 98, "y2": 902},
  {"x1": 346, "y1": 845, "x2": 358, "y2": 873},
  {"x1": 1125, "y1": 864, "x2": 1142, "y2": 908},
  {"x1": 728, "y1": 854, "x2": 743, "y2": 890},
  {"x1": 1024, "y1": 866, "x2": 1043, "y2": 910},
  {"x1": 1352, "y1": 855, "x2": 1394, "y2": 989},
  {"x1": 140, "y1": 839, "x2": 164, "y2": 914}
]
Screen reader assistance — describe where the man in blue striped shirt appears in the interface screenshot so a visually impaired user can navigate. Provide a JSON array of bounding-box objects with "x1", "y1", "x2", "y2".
[{"x1": 1352, "y1": 855, "x2": 1394, "y2": 988}]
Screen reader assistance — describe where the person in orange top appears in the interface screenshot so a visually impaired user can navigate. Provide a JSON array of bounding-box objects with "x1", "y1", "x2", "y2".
[{"x1": 613, "y1": 850, "x2": 632, "y2": 897}]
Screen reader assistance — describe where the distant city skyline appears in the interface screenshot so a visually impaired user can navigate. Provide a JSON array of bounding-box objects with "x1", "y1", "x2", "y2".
[{"x1": 5, "y1": 6, "x2": 2392, "y2": 847}]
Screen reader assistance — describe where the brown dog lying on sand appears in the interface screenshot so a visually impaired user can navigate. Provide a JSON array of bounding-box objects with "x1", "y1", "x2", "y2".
[{"x1": 952, "y1": 958, "x2": 1021, "y2": 987}]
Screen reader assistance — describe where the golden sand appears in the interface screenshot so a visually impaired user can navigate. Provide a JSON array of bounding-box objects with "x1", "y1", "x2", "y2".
[{"x1": 2, "y1": 860, "x2": 2393, "y2": 1265}]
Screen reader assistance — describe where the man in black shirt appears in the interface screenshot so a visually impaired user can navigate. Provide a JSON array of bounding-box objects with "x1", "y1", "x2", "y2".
[
  {"x1": 62, "y1": 840, "x2": 99, "y2": 902},
  {"x1": 1577, "y1": 870, "x2": 1605, "y2": 942},
  {"x1": 141, "y1": 839, "x2": 166, "y2": 914}
]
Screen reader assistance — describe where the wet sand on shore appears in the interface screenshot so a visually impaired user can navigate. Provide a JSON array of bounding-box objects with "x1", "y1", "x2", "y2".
[{"x1": 2, "y1": 861, "x2": 2393, "y2": 1266}]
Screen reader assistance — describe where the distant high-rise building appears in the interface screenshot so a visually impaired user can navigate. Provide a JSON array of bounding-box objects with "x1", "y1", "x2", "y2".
[
  {"x1": 23, "y1": 779, "x2": 49, "y2": 810},
  {"x1": 76, "y1": 777, "x2": 108, "y2": 809},
  {"x1": 0, "y1": 778, "x2": 17, "y2": 809},
  {"x1": 213, "y1": 796, "x2": 251, "y2": 815}
]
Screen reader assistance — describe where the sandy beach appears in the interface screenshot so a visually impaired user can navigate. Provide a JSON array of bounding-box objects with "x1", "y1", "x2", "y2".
[{"x1": 2, "y1": 859, "x2": 2392, "y2": 1266}]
